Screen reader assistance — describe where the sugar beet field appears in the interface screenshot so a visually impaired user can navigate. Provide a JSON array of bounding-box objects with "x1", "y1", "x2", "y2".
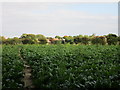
[{"x1": 2, "y1": 45, "x2": 120, "y2": 89}]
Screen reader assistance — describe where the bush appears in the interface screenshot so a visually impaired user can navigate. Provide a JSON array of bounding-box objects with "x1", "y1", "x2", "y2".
[
  {"x1": 106, "y1": 34, "x2": 118, "y2": 45},
  {"x1": 91, "y1": 36, "x2": 107, "y2": 45}
]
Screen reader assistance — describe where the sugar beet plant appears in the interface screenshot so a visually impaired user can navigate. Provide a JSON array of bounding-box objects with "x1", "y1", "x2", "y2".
[
  {"x1": 2, "y1": 45, "x2": 24, "y2": 88},
  {"x1": 20, "y1": 45, "x2": 120, "y2": 89}
]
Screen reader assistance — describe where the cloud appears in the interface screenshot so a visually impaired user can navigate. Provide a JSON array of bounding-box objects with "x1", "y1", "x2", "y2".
[{"x1": 2, "y1": 3, "x2": 118, "y2": 38}]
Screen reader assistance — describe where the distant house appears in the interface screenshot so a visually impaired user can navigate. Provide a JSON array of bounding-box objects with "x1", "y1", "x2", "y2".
[
  {"x1": 46, "y1": 39, "x2": 51, "y2": 44},
  {"x1": 46, "y1": 38, "x2": 62, "y2": 44},
  {"x1": 52, "y1": 38, "x2": 59, "y2": 41}
]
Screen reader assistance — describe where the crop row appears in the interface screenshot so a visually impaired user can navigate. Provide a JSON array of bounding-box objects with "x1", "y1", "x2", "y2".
[
  {"x1": 20, "y1": 45, "x2": 120, "y2": 89},
  {"x1": 2, "y1": 45, "x2": 24, "y2": 88}
]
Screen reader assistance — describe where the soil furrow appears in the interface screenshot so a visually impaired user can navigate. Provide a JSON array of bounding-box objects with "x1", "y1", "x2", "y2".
[{"x1": 18, "y1": 48, "x2": 35, "y2": 89}]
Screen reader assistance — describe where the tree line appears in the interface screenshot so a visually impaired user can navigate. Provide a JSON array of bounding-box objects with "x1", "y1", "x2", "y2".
[{"x1": 0, "y1": 33, "x2": 120, "y2": 45}]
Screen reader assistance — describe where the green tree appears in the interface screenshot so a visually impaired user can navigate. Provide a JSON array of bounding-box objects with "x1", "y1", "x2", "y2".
[
  {"x1": 21, "y1": 38, "x2": 36, "y2": 44},
  {"x1": 0, "y1": 36, "x2": 6, "y2": 44},
  {"x1": 73, "y1": 35, "x2": 83, "y2": 44},
  {"x1": 20, "y1": 34, "x2": 38, "y2": 44},
  {"x1": 55, "y1": 36, "x2": 62, "y2": 39},
  {"x1": 20, "y1": 34, "x2": 36, "y2": 39},
  {"x1": 63, "y1": 36, "x2": 74, "y2": 44},
  {"x1": 36, "y1": 34, "x2": 47, "y2": 44},
  {"x1": 11, "y1": 37, "x2": 22, "y2": 45},
  {"x1": 106, "y1": 34, "x2": 118, "y2": 45},
  {"x1": 2, "y1": 37, "x2": 22, "y2": 45},
  {"x1": 81, "y1": 35, "x2": 90, "y2": 45},
  {"x1": 91, "y1": 36, "x2": 107, "y2": 45}
]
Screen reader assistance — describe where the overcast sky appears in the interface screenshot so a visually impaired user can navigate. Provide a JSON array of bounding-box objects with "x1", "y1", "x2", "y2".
[{"x1": 1, "y1": 2, "x2": 118, "y2": 38}]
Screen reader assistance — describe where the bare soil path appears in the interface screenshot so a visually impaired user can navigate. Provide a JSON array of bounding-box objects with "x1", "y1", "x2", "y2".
[{"x1": 18, "y1": 48, "x2": 35, "y2": 89}]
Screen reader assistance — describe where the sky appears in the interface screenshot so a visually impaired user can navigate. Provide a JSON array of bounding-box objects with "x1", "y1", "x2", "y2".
[{"x1": 1, "y1": 2, "x2": 118, "y2": 38}]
